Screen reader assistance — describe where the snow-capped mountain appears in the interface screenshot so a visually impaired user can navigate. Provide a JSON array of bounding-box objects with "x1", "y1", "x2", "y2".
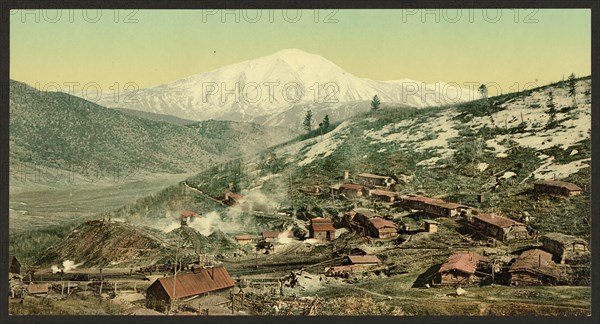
[{"x1": 96, "y1": 49, "x2": 478, "y2": 123}]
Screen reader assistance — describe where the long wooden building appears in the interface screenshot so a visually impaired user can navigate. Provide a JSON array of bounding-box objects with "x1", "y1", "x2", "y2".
[
  {"x1": 509, "y1": 249, "x2": 561, "y2": 286},
  {"x1": 470, "y1": 213, "x2": 530, "y2": 242}
]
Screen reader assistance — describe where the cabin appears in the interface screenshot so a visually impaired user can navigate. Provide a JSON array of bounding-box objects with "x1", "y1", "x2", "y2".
[
  {"x1": 345, "y1": 255, "x2": 381, "y2": 267},
  {"x1": 368, "y1": 189, "x2": 399, "y2": 203},
  {"x1": 261, "y1": 230, "x2": 293, "y2": 243},
  {"x1": 309, "y1": 218, "x2": 336, "y2": 243},
  {"x1": 424, "y1": 220, "x2": 439, "y2": 233},
  {"x1": 541, "y1": 233, "x2": 590, "y2": 264},
  {"x1": 28, "y1": 283, "x2": 49, "y2": 296},
  {"x1": 533, "y1": 180, "x2": 582, "y2": 197},
  {"x1": 357, "y1": 173, "x2": 396, "y2": 189},
  {"x1": 234, "y1": 234, "x2": 255, "y2": 245},
  {"x1": 338, "y1": 183, "x2": 368, "y2": 198},
  {"x1": 180, "y1": 210, "x2": 200, "y2": 226},
  {"x1": 434, "y1": 251, "x2": 489, "y2": 286},
  {"x1": 146, "y1": 266, "x2": 235, "y2": 312},
  {"x1": 9, "y1": 255, "x2": 21, "y2": 274},
  {"x1": 367, "y1": 218, "x2": 398, "y2": 239},
  {"x1": 471, "y1": 213, "x2": 530, "y2": 242},
  {"x1": 509, "y1": 249, "x2": 561, "y2": 286},
  {"x1": 401, "y1": 195, "x2": 467, "y2": 218}
]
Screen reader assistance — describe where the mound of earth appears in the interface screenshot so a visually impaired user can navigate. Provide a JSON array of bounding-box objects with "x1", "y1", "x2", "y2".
[{"x1": 36, "y1": 219, "x2": 174, "y2": 267}]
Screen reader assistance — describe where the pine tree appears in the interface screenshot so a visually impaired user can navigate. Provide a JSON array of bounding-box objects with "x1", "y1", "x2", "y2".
[
  {"x1": 370, "y1": 95, "x2": 381, "y2": 111},
  {"x1": 303, "y1": 109, "x2": 313, "y2": 132},
  {"x1": 546, "y1": 90, "x2": 558, "y2": 128},
  {"x1": 478, "y1": 84, "x2": 488, "y2": 99},
  {"x1": 321, "y1": 114, "x2": 330, "y2": 131},
  {"x1": 567, "y1": 73, "x2": 577, "y2": 106}
]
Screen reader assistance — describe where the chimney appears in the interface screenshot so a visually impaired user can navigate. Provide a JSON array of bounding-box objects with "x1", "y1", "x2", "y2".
[
  {"x1": 343, "y1": 170, "x2": 349, "y2": 180},
  {"x1": 538, "y1": 254, "x2": 541, "y2": 268}
]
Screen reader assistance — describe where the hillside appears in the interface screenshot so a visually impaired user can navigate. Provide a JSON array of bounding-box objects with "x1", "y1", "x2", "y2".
[
  {"x1": 35, "y1": 219, "x2": 176, "y2": 267},
  {"x1": 9, "y1": 80, "x2": 299, "y2": 180}
]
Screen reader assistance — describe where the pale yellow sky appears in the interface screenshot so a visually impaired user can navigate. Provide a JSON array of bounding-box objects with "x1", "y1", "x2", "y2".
[{"x1": 10, "y1": 9, "x2": 591, "y2": 94}]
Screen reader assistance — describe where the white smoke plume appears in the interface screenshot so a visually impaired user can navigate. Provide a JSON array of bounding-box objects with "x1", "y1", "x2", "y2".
[{"x1": 51, "y1": 260, "x2": 83, "y2": 274}]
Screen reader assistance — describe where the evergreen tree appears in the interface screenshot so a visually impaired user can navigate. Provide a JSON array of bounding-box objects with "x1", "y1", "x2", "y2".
[
  {"x1": 321, "y1": 114, "x2": 330, "y2": 131},
  {"x1": 370, "y1": 95, "x2": 381, "y2": 111},
  {"x1": 478, "y1": 84, "x2": 488, "y2": 99},
  {"x1": 303, "y1": 109, "x2": 313, "y2": 132},
  {"x1": 567, "y1": 73, "x2": 577, "y2": 105},
  {"x1": 546, "y1": 90, "x2": 558, "y2": 128}
]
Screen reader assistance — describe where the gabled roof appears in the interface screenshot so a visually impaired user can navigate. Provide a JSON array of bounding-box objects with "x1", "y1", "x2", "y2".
[
  {"x1": 534, "y1": 180, "x2": 582, "y2": 191},
  {"x1": 261, "y1": 231, "x2": 293, "y2": 239},
  {"x1": 369, "y1": 217, "x2": 397, "y2": 229},
  {"x1": 358, "y1": 173, "x2": 391, "y2": 180},
  {"x1": 311, "y1": 218, "x2": 336, "y2": 232},
  {"x1": 402, "y1": 195, "x2": 465, "y2": 209},
  {"x1": 473, "y1": 213, "x2": 524, "y2": 228},
  {"x1": 509, "y1": 249, "x2": 561, "y2": 279},
  {"x1": 153, "y1": 266, "x2": 234, "y2": 300},
  {"x1": 439, "y1": 251, "x2": 489, "y2": 274},
  {"x1": 347, "y1": 255, "x2": 381, "y2": 264},
  {"x1": 354, "y1": 208, "x2": 379, "y2": 219}
]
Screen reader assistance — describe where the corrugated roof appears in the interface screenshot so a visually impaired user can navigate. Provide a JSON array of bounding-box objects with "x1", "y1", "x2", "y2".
[
  {"x1": 155, "y1": 266, "x2": 235, "y2": 300},
  {"x1": 473, "y1": 213, "x2": 524, "y2": 228},
  {"x1": 439, "y1": 251, "x2": 488, "y2": 274},
  {"x1": 535, "y1": 180, "x2": 582, "y2": 191},
  {"x1": 542, "y1": 232, "x2": 587, "y2": 246},
  {"x1": 509, "y1": 249, "x2": 561, "y2": 279},
  {"x1": 369, "y1": 217, "x2": 397, "y2": 229},
  {"x1": 347, "y1": 255, "x2": 381, "y2": 264},
  {"x1": 28, "y1": 283, "x2": 49, "y2": 294},
  {"x1": 358, "y1": 173, "x2": 390, "y2": 180},
  {"x1": 340, "y1": 183, "x2": 366, "y2": 190}
]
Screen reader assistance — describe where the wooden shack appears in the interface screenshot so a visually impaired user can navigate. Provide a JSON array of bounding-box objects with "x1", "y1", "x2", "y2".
[
  {"x1": 179, "y1": 210, "x2": 200, "y2": 226},
  {"x1": 338, "y1": 183, "x2": 368, "y2": 198},
  {"x1": 309, "y1": 218, "x2": 336, "y2": 243},
  {"x1": 234, "y1": 234, "x2": 255, "y2": 245},
  {"x1": 533, "y1": 180, "x2": 582, "y2": 197},
  {"x1": 471, "y1": 213, "x2": 530, "y2": 242},
  {"x1": 509, "y1": 249, "x2": 561, "y2": 286},
  {"x1": 424, "y1": 220, "x2": 440, "y2": 233},
  {"x1": 541, "y1": 232, "x2": 589, "y2": 264},
  {"x1": 435, "y1": 251, "x2": 489, "y2": 286},
  {"x1": 28, "y1": 282, "x2": 49, "y2": 296},
  {"x1": 345, "y1": 255, "x2": 381, "y2": 267},
  {"x1": 368, "y1": 189, "x2": 399, "y2": 203},
  {"x1": 146, "y1": 266, "x2": 235, "y2": 312},
  {"x1": 368, "y1": 218, "x2": 398, "y2": 239},
  {"x1": 401, "y1": 195, "x2": 467, "y2": 218}
]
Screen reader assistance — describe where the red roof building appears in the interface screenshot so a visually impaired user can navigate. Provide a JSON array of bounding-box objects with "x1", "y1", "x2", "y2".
[
  {"x1": 471, "y1": 213, "x2": 530, "y2": 242},
  {"x1": 509, "y1": 249, "x2": 562, "y2": 286},
  {"x1": 146, "y1": 266, "x2": 235, "y2": 312},
  {"x1": 435, "y1": 251, "x2": 489, "y2": 286}
]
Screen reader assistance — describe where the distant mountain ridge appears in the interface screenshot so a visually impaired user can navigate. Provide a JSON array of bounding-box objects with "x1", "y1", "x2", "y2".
[
  {"x1": 9, "y1": 80, "x2": 299, "y2": 180},
  {"x1": 94, "y1": 49, "x2": 479, "y2": 125}
]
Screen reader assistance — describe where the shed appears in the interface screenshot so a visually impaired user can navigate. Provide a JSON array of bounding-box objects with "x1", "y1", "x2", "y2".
[
  {"x1": 309, "y1": 218, "x2": 336, "y2": 243},
  {"x1": 424, "y1": 220, "x2": 440, "y2": 233},
  {"x1": 180, "y1": 210, "x2": 200, "y2": 226},
  {"x1": 369, "y1": 189, "x2": 399, "y2": 203},
  {"x1": 435, "y1": 251, "x2": 489, "y2": 286},
  {"x1": 368, "y1": 218, "x2": 398, "y2": 239},
  {"x1": 509, "y1": 249, "x2": 561, "y2": 286},
  {"x1": 338, "y1": 183, "x2": 368, "y2": 198},
  {"x1": 541, "y1": 233, "x2": 589, "y2": 264},
  {"x1": 146, "y1": 266, "x2": 235, "y2": 312},
  {"x1": 28, "y1": 282, "x2": 49, "y2": 295},
  {"x1": 234, "y1": 234, "x2": 255, "y2": 245},
  {"x1": 471, "y1": 213, "x2": 530, "y2": 242},
  {"x1": 533, "y1": 180, "x2": 582, "y2": 197}
]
